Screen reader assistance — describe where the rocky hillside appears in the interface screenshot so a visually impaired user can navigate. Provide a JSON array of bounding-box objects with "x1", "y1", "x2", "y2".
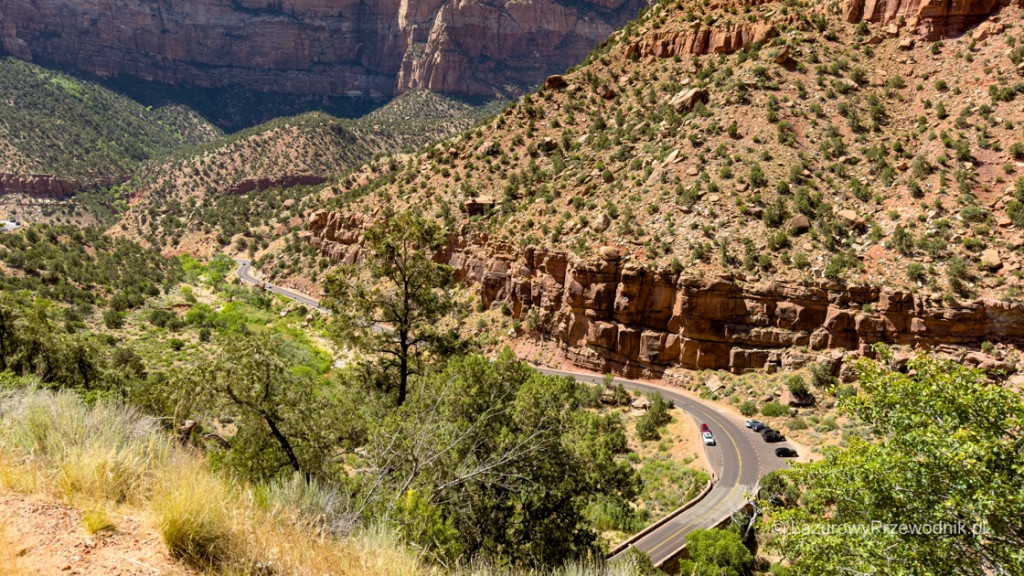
[
  {"x1": 0, "y1": 57, "x2": 221, "y2": 196},
  {"x1": 293, "y1": 0, "x2": 1024, "y2": 377},
  {"x1": 0, "y1": 0, "x2": 649, "y2": 127},
  {"x1": 113, "y1": 90, "x2": 495, "y2": 257}
]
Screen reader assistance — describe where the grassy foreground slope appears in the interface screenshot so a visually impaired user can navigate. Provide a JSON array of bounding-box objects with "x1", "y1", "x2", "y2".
[
  {"x1": 0, "y1": 58, "x2": 221, "y2": 184},
  {"x1": 0, "y1": 388, "x2": 425, "y2": 576}
]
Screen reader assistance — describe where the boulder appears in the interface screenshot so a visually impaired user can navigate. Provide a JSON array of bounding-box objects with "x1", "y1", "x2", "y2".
[
  {"x1": 544, "y1": 75, "x2": 568, "y2": 90},
  {"x1": 669, "y1": 88, "x2": 709, "y2": 114},
  {"x1": 980, "y1": 248, "x2": 1002, "y2": 270},
  {"x1": 703, "y1": 373, "x2": 725, "y2": 392},
  {"x1": 787, "y1": 214, "x2": 811, "y2": 234},
  {"x1": 599, "y1": 246, "x2": 622, "y2": 261},
  {"x1": 772, "y1": 46, "x2": 790, "y2": 65},
  {"x1": 971, "y1": 21, "x2": 1004, "y2": 42},
  {"x1": 837, "y1": 209, "x2": 866, "y2": 230}
]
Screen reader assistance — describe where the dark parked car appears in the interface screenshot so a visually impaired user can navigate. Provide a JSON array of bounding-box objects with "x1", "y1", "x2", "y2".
[
  {"x1": 775, "y1": 447, "x2": 798, "y2": 457},
  {"x1": 762, "y1": 430, "x2": 784, "y2": 443},
  {"x1": 750, "y1": 422, "x2": 768, "y2": 433}
]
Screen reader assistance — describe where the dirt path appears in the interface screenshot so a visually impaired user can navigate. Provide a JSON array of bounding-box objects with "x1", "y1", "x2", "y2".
[{"x1": 0, "y1": 492, "x2": 195, "y2": 576}]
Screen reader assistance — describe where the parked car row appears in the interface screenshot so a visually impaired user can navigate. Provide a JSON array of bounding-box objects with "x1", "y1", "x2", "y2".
[
  {"x1": 745, "y1": 419, "x2": 796, "y2": 456},
  {"x1": 698, "y1": 420, "x2": 797, "y2": 457}
]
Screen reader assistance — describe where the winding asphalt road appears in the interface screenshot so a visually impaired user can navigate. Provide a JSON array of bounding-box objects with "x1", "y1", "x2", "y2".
[
  {"x1": 232, "y1": 259, "x2": 797, "y2": 566},
  {"x1": 234, "y1": 258, "x2": 328, "y2": 313},
  {"x1": 537, "y1": 368, "x2": 794, "y2": 566}
]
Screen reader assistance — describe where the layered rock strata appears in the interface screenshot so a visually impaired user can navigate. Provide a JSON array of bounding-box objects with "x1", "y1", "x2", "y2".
[
  {"x1": 308, "y1": 210, "x2": 1023, "y2": 376},
  {"x1": 842, "y1": 0, "x2": 1017, "y2": 39},
  {"x1": 0, "y1": 0, "x2": 648, "y2": 101},
  {"x1": 0, "y1": 174, "x2": 82, "y2": 199}
]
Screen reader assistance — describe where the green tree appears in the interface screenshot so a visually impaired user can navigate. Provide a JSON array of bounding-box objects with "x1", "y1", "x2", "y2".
[
  {"x1": 636, "y1": 393, "x2": 673, "y2": 441},
  {"x1": 102, "y1": 308, "x2": 124, "y2": 329},
  {"x1": 181, "y1": 332, "x2": 344, "y2": 481},
  {"x1": 679, "y1": 528, "x2": 753, "y2": 576},
  {"x1": 359, "y1": 349, "x2": 639, "y2": 566},
  {"x1": 323, "y1": 211, "x2": 455, "y2": 406},
  {"x1": 763, "y1": 352, "x2": 1024, "y2": 575}
]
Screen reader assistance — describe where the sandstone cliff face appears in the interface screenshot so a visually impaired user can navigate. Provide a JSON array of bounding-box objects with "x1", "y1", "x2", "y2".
[
  {"x1": 307, "y1": 210, "x2": 1023, "y2": 376},
  {"x1": 843, "y1": 0, "x2": 1017, "y2": 39},
  {"x1": 0, "y1": 0, "x2": 647, "y2": 102},
  {"x1": 624, "y1": 21, "x2": 780, "y2": 60},
  {"x1": 0, "y1": 174, "x2": 82, "y2": 199}
]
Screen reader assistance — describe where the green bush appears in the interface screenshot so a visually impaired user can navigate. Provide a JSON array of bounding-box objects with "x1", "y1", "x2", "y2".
[
  {"x1": 761, "y1": 402, "x2": 789, "y2": 417},
  {"x1": 807, "y1": 363, "x2": 834, "y2": 388},
  {"x1": 787, "y1": 375, "x2": 809, "y2": 396},
  {"x1": 103, "y1": 309, "x2": 125, "y2": 329},
  {"x1": 739, "y1": 401, "x2": 758, "y2": 417},
  {"x1": 636, "y1": 393, "x2": 673, "y2": 441},
  {"x1": 148, "y1": 309, "x2": 174, "y2": 328}
]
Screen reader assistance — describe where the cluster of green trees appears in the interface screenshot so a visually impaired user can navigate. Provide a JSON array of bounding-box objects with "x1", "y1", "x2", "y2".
[
  {"x1": 0, "y1": 57, "x2": 218, "y2": 181},
  {"x1": 0, "y1": 293, "x2": 149, "y2": 402},
  {"x1": 0, "y1": 212, "x2": 643, "y2": 568},
  {"x1": 762, "y1": 349, "x2": 1024, "y2": 575},
  {"x1": 0, "y1": 224, "x2": 181, "y2": 308},
  {"x1": 183, "y1": 212, "x2": 642, "y2": 565}
]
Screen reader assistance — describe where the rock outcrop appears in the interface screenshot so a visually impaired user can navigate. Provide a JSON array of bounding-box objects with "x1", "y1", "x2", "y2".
[
  {"x1": 0, "y1": 174, "x2": 82, "y2": 199},
  {"x1": 0, "y1": 0, "x2": 647, "y2": 103},
  {"x1": 228, "y1": 175, "x2": 328, "y2": 195},
  {"x1": 307, "y1": 210, "x2": 1024, "y2": 377},
  {"x1": 625, "y1": 21, "x2": 780, "y2": 60},
  {"x1": 842, "y1": 0, "x2": 1017, "y2": 40}
]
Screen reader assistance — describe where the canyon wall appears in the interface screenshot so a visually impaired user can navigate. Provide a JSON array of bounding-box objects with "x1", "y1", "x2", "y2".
[
  {"x1": 0, "y1": 0, "x2": 647, "y2": 103},
  {"x1": 307, "y1": 210, "x2": 1023, "y2": 377},
  {"x1": 842, "y1": 0, "x2": 1018, "y2": 39},
  {"x1": 0, "y1": 174, "x2": 83, "y2": 199}
]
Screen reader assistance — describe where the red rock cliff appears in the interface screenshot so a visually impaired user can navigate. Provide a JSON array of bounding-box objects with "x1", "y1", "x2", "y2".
[
  {"x1": 843, "y1": 0, "x2": 1018, "y2": 39},
  {"x1": 0, "y1": 174, "x2": 82, "y2": 199},
  {"x1": 307, "y1": 210, "x2": 1023, "y2": 377},
  {"x1": 0, "y1": 0, "x2": 647, "y2": 102}
]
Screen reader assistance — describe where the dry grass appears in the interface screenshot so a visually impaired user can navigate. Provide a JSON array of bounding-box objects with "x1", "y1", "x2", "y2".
[
  {"x1": 0, "y1": 389, "x2": 426, "y2": 576},
  {"x1": 82, "y1": 508, "x2": 117, "y2": 535}
]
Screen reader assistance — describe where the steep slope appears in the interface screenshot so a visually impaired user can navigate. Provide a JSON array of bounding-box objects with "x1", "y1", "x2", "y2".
[
  {"x1": 295, "y1": 0, "x2": 1024, "y2": 376},
  {"x1": 0, "y1": 57, "x2": 221, "y2": 194},
  {"x1": 113, "y1": 90, "x2": 496, "y2": 257},
  {"x1": 0, "y1": 0, "x2": 649, "y2": 127}
]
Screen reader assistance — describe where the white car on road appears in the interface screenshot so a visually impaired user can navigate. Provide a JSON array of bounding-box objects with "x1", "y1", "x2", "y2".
[{"x1": 702, "y1": 431, "x2": 716, "y2": 446}]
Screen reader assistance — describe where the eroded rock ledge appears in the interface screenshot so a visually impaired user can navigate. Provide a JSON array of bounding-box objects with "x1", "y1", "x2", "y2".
[
  {"x1": 0, "y1": 174, "x2": 85, "y2": 199},
  {"x1": 307, "y1": 210, "x2": 1022, "y2": 377}
]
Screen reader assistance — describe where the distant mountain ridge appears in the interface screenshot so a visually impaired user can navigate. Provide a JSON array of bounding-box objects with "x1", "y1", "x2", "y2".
[
  {"x1": 0, "y1": 0, "x2": 649, "y2": 127},
  {"x1": 0, "y1": 57, "x2": 221, "y2": 194}
]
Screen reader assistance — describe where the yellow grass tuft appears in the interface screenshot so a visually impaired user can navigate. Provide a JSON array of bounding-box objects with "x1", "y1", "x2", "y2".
[
  {"x1": 151, "y1": 460, "x2": 234, "y2": 568},
  {"x1": 82, "y1": 508, "x2": 117, "y2": 535}
]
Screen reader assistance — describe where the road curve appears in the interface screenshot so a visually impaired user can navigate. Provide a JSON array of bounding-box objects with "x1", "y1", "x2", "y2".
[
  {"x1": 535, "y1": 368, "x2": 794, "y2": 566},
  {"x1": 233, "y1": 258, "x2": 329, "y2": 313},
  {"x1": 231, "y1": 259, "x2": 796, "y2": 565}
]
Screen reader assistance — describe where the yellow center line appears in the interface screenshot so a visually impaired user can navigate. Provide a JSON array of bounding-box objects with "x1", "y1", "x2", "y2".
[{"x1": 645, "y1": 417, "x2": 745, "y2": 555}]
